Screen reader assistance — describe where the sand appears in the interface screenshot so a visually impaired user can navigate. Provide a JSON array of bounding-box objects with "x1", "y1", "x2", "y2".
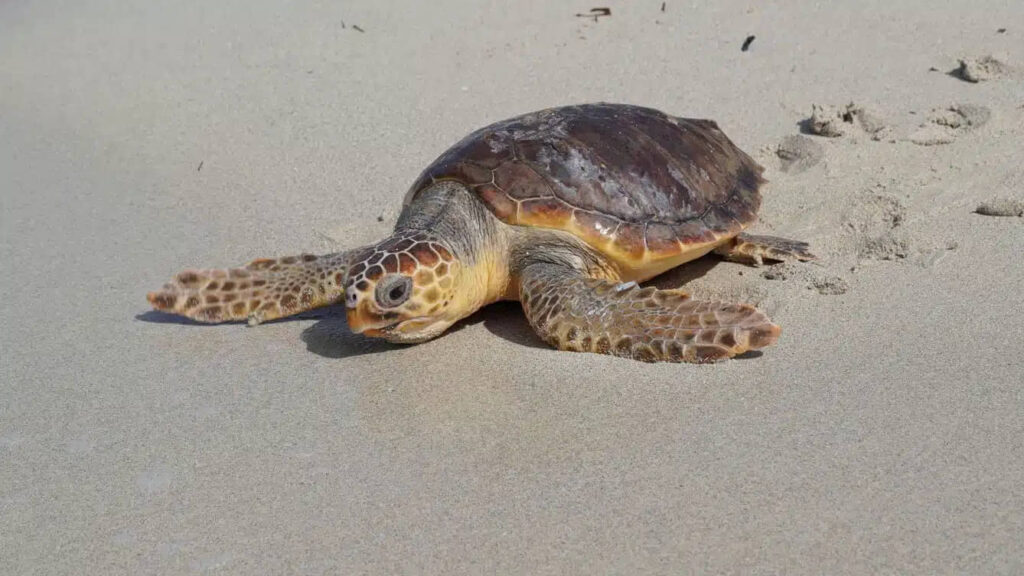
[{"x1": 2, "y1": 0, "x2": 1023, "y2": 573}]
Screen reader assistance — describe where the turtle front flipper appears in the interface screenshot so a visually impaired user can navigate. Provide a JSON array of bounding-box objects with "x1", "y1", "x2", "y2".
[
  {"x1": 147, "y1": 251, "x2": 356, "y2": 325},
  {"x1": 519, "y1": 262, "x2": 780, "y2": 363},
  {"x1": 714, "y1": 232, "x2": 817, "y2": 266}
]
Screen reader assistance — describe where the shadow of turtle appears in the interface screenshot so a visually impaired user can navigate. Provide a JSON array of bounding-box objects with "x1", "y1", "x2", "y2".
[
  {"x1": 300, "y1": 301, "x2": 548, "y2": 358},
  {"x1": 135, "y1": 310, "x2": 222, "y2": 326},
  {"x1": 136, "y1": 309, "x2": 330, "y2": 326},
  {"x1": 646, "y1": 255, "x2": 719, "y2": 290},
  {"x1": 479, "y1": 301, "x2": 548, "y2": 350},
  {"x1": 137, "y1": 305, "x2": 401, "y2": 359},
  {"x1": 300, "y1": 309, "x2": 402, "y2": 359},
  {"x1": 142, "y1": 255, "x2": 744, "y2": 360}
]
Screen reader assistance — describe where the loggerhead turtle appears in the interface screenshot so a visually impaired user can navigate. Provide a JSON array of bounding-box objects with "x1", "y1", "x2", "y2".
[{"x1": 148, "y1": 103, "x2": 815, "y2": 363}]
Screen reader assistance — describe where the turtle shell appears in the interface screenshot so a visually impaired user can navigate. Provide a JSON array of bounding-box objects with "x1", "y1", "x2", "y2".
[{"x1": 404, "y1": 103, "x2": 764, "y2": 271}]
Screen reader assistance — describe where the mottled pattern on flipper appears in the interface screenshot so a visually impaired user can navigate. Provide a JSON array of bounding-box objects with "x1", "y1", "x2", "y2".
[
  {"x1": 520, "y1": 262, "x2": 780, "y2": 363},
  {"x1": 147, "y1": 251, "x2": 353, "y2": 325},
  {"x1": 716, "y1": 232, "x2": 817, "y2": 266}
]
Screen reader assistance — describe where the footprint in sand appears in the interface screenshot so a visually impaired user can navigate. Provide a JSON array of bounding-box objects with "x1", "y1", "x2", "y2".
[
  {"x1": 775, "y1": 135, "x2": 824, "y2": 174},
  {"x1": 803, "y1": 102, "x2": 893, "y2": 141},
  {"x1": 760, "y1": 262, "x2": 850, "y2": 296},
  {"x1": 802, "y1": 101, "x2": 892, "y2": 141},
  {"x1": 909, "y1": 103, "x2": 992, "y2": 146},
  {"x1": 799, "y1": 100, "x2": 994, "y2": 147},
  {"x1": 842, "y1": 193, "x2": 960, "y2": 266},
  {"x1": 842, "y1": 193, "x2": 911, "y2": 262}
]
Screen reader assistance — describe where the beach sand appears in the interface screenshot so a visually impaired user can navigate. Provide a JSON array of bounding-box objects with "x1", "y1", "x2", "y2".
[{"x1": 2, "y1": 0, "x2": 1022, "y2": 573}]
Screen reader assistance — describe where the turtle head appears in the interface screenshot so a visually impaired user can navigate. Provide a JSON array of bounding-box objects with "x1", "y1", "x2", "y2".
[{"x1": 344, "y1": 234, "x2": 464, "y2": 343}]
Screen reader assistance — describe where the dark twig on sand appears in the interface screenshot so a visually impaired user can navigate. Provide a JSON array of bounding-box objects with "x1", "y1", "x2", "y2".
[
  {"x1": 741, "y1": 35, "x2": 755, "y2": 51},
  {"x1": 661, "y1": 2, "x2": 666, "y2": 12},
  {"x1": 575, "y1": 7, "x2": 611, "y2": 22},
  {"x1": 352, "y1": 24, "x2": 365, "y2": 33},
  {"x1": 197, "y1": 161, "x2": 203, "y2": 172}
]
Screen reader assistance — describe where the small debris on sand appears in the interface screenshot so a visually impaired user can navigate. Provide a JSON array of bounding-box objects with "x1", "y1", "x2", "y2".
[
  {"x1": 575, "y1": 8, "x2": 611, "y2": 22},
  {"x1": 741, "y1": 35, "x2": 755, "y2": 52},
  {"x1": 776, "y1": 135, "x2": 824, "y2": 173},
  {"x1": 976, "y1": 198, "x2": 1024, "y2": 217},
  {"x1": 956, "y1": 55, "x2": 1010, "y2": 82}
]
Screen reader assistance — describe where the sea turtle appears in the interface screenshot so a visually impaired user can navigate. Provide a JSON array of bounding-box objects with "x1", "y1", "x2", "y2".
[{"x1": 147, "y1": 103, "x2": 815, "y2": 363}]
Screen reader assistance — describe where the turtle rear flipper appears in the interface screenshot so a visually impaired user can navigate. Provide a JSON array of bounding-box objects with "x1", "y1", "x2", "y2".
[
  {"x1": 147, "y1": 251, "x2": 353, "y2": 325},
  {"x1": 519, "y1": 262, "x2": 780, "y2": 363},
  {"x1": 715, "y1": 232, "x2": 816, "y2": 266}
]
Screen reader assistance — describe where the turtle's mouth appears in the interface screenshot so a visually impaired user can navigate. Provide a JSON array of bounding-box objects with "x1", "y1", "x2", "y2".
[
  {"x1": 361, "y1": 317, "x2": 423, "y2": 337},
  {"x1": 353, "y1": 315, "x2": 443, "y2": 343}
]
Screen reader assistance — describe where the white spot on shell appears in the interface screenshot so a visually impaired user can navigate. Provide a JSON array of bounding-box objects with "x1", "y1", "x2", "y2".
[
  {"x1": 487, "y1": 137, "x2": 506, "y2": 154},
  {"x1": 668, "y1": 166, "x2": 688, "y2": 187},
  {"x1": 615, "y1": 281, "x2": 638, "y2": 292}
]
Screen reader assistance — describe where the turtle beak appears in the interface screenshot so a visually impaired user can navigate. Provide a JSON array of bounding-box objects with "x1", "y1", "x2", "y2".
[
  {"x1": 346, "y1": 300, "x2": 412, "y2": 339},
  {"x1": 346, "y1": 301, "x2": 386, "y2": 336},
  {"x1": 347, "y1": 303, "x2": 450, "y2": 343}
]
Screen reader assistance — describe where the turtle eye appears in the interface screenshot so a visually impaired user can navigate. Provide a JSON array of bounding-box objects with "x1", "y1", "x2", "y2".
[{"x1": 375, "y1": 274, "x2": 412, "y2": 308}]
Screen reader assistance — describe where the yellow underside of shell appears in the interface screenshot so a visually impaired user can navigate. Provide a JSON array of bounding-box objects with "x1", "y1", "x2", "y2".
[{"x1": 514, "y1": 208, "x2": 740, "y2": 283}]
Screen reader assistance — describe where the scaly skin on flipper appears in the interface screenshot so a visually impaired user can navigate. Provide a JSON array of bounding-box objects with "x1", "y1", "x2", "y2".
[
  {"x1": 147, "y1": 227, "x2": 463, "y2": 334},
  {"x1": 714, "y1": 232, "x2": 816, "y2": 266},
  {"x1": 519, "y1": 261, "x2": 780, "y2": 363},
  {"x1": 147, "y1": 250, "x2": 356, "y2": 325}
]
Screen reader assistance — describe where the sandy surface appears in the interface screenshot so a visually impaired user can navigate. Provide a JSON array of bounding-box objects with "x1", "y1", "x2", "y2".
[{"x1": 2, "y1": 0, "x2": 1023, "y2": 573}]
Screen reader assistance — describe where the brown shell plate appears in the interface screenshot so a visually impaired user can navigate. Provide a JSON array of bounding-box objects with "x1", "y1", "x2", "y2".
[{"x1": 404, "y1": 103, "x2": 764, "y2": 265}]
